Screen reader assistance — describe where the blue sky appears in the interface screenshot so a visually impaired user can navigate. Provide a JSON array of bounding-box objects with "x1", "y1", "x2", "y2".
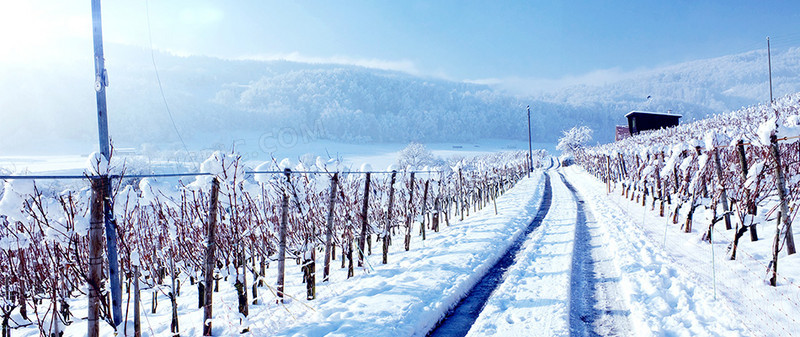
[{"x1": 3, "y1": 0, "x2": 800, "y2": 87}]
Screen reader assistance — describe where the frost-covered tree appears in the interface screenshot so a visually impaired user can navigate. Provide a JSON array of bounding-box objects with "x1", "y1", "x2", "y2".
[
  {"x1": 557, "y1": 125, "x2": 593, "y2": 155},
  {"x1": 396, "y1": 142, "x2": 439, "y2": 169}
]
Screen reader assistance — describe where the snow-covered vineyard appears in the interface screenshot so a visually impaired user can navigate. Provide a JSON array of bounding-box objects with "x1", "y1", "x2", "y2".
[
  {"x1": 575, "y1": 93, "x2": 800, "y2": 334},
  {"x1": 0, "y1": 149, "x2": 548, "y2": 336},
  {"x1": 3, "y1": 96, "x2": 800, "y2": 336}
]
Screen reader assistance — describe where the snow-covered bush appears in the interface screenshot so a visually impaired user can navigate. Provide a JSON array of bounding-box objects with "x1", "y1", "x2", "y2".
[{"x1": 556, "y1": 125, "x2": 593, "y2": 155}]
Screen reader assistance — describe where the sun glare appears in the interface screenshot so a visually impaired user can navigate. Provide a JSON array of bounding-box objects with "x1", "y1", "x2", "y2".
[{"x1": 0, "y1": 2, "x2": 89, "y2": 63}]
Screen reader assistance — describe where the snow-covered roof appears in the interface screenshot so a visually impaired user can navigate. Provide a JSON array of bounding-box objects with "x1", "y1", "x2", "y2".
[{"x1": 625, "y1": 110, "x2": 683, "y2": 118}]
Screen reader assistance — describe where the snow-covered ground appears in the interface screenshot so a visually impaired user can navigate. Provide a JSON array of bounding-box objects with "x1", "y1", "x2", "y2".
[
  {"x1": 11, "y1": 163, "x2": 800, "y2": 336},
  {"x1": 465, "y1": 172, "x2": 577, "y2": 335},
  {"x1": 464, "y1": 172, "x2": 632, "y2": 336},
  {"x1": 14, "y1": 169, "x2": 546, "y2": 337},
  {"x1": 563, "y1": 166, "x2": 800, "y2": 337},
  {"x1": 261, "y1": 172, "x2": 545, "y2": 336}
]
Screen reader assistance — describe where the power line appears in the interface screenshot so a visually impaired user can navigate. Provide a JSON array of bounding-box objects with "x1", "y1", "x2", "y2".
[{"x1": 144, "y1": 0, "x2": 193, "y2": 165}]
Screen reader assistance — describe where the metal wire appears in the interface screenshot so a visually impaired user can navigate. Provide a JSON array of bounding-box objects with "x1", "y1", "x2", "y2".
[{"x1": 0, "y1": 170, "x2": 445, "y2": 181}]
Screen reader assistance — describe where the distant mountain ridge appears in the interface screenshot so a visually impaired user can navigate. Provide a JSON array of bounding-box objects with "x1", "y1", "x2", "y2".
[{"x1": 2, "y1": 44, "x2": 799, "y2": 153}]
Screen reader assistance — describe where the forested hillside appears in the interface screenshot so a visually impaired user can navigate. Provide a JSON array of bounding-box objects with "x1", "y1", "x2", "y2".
[{"x1": 2, "y1": 44, "x2": 800, "y2": 152}]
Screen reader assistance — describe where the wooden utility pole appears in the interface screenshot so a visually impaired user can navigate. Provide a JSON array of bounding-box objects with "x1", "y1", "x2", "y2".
[
  {"x1": 768, "y1": 37, "x2": 774, "y2": 104},
  {"x1": 527, "y1": 105, "x2": 533, "y2": 176},
  {"x1": 90, "y1": 0, "x2": 122, "y2": 329}
]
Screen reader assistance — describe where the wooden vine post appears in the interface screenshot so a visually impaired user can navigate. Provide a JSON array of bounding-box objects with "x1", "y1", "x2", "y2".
[
  {"x1": 358, "y1": 172, "x2": 371, "y2": 267},
  {"x1": 277, "y1": 169, "x2": 291, "y2": 302},
  {"x1": 422, "y1": 180, "x2": 430, "y2": 238},
  {"x1": 769, "y1": 134, "x2": 796, "y2": 255},
  {"x1": 323, "y1": 173, "x2": 339, "y2": 282},
  {"x1": 133, "y1": 265, "x2": 141, "y2": 337},
  {"x1": 203, "y1": 177, "x2": 220, "y2": 336},
  {"x1": 731, "y1": 140, "x2": 758, "y2": 260},
  {"x1": 382, "y1": 171, "x2": 397, "y2": 264},
  {"x1": 404, "y1": 173, "x2": 416, "y2": 251},
  {"x1": 771, "y1": 213, "x2": 782, "y2": 286},
  {"x1": 459, "y1": 169, "x2": 466, "y2": 221},
  {"x1": 422, "y1": 179, "x2": 439, "y2": 231},
  {"x1": 654, "y1": 152, "x2": 663, "y2": 216},
  {"x1": 737, "y1": 140, "x2": 758, "y2": 241},
  {"x1": 169, "y1": 243, "x2": 180, "y2": 336},
  {"x1": 88, "y1": 178, "x2": 104, "y2": 337},
  {"x1": 605, "y1": 155, "x2": 612, "y2": 194},
  {"x1": 711, "y1": 146, "x2": 732, "y2": 230}
]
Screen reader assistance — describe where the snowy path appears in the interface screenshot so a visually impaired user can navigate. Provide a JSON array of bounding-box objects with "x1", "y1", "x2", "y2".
[
  {"x1": 464, "y1": 170, "x2": 631, "y2": 336},
  {"x1": 562, "y1": 173, "x2": 631, "y2": 336},
  {"x1": 428, "y1": 173, "x2": 553, "y2": 336},
  {"x1": 563, "y1": 167, "x2": 754, "y2": 336},
  {"x1": 260, "y1": 172, "x2": 548, "y2": 336}
]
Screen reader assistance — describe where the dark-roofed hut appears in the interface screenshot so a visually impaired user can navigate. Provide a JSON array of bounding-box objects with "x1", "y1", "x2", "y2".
[{"x1": 625, "y1": 111, "x2": 682, "y2": 135}]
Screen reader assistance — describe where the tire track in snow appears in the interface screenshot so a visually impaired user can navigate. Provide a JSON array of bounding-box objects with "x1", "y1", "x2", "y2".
[
  {"x1": 561, "y1": 173, "x2": 632, "y2": 337},
  {"x1": 564, "y1": 167, "x2": 751, "y2": 336},
  {"x1": 427, "y1": 172, "x2": 553, "y2": 337},
  {"x1": 464, "y1": 172, "x2": 577, "y2": 336}
]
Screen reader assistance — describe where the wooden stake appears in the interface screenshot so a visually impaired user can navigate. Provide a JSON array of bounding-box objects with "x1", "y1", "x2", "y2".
[
  {"x1": 711, "y1": 147, "x2": 732, "y2": 230},
  {"x1": 277, "y1": 170, "x2": 290, "y2": 302},
  {"x1": 359, "y1": 173, "x2": 371, "y2": 267},
  {"x1": 202, "y1": 178, "x2": 220, "y2": 336},
  {"x1": 323, "y1": 173, "x2": 339, "y2": 281},
  {"x1": 382, "y1": 171, "x2": 397, "y2": 264},
  {"x1": 88, "y1": 178, "x2": 104, "y2": 337},
  {"x1": 736, "y1": 140, "x2": 758, "y2": 241},
  {"x1": 133, "y1": 266, "x2": 140, "y2": 337},
  {"x1": 770, "y1": 212, "x2": 781, "y2": 286},
  {"x1": 404, "y1": 173, "x2": 416, "y2": 251},
  {"x1": 769, "y1": 135, "x2": 796, "y2": 254}
]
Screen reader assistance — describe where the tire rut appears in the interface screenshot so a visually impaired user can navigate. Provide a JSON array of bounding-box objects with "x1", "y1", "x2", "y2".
[
  {"x1": 427, "y1": 172, "x2": 553, "y2": 337},
  {"x1": 562, "y1": 173, "x2": 632, "y2": 337}
]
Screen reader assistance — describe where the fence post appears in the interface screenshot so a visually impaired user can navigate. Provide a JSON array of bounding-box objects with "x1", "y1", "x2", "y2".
[
  {"x1": 769, "y1": 135, "x2": 796, "y2": 254},
  {"x1": 382, "y1": 171, "x2": 397, "y2": 264},
  {"x1": 323, "y1": 173, "x2": 339, "y2": 282},
  {"x1": 770, "y1": 212, "x2": 782, "y2": 286},
  {"x1": 405, "y1": 173, "x2": 416, "y2": 251},
  {"x1": 359, "y1": 172, "x2": 371, "y2": 267},
  {"x1": 203, "y1": 177, "x2": 220, "y2": 336},
  {"x1": 277, "y1": 169, "x2": 291, "y2": 302},
  {"x1": 736, "y1": 140, "x2": 758, "y2": 241},
  {"x1": 711, "y1": 147, "x2": 732, "y2": 230},
  {"x1": 88, "y1": 178, "x2": 104, "y2": 337},
  {"x1": 133, "y1": 265, "x2": 141, "y2": 337},
  {"x1": 459, "y1": 169, "x2": 465, "y2": 221},
  {"x1": 654, "y1": 152, "x2": 663, "y2": 216}
]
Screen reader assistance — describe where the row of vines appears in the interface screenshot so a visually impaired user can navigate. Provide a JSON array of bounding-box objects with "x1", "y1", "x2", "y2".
[
  {"x1": 576, "y1": 93, "x2": 800, "y2": 289},
  {"x1": 0, "y1": 149, "x2": 543, "y2": 336}
]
